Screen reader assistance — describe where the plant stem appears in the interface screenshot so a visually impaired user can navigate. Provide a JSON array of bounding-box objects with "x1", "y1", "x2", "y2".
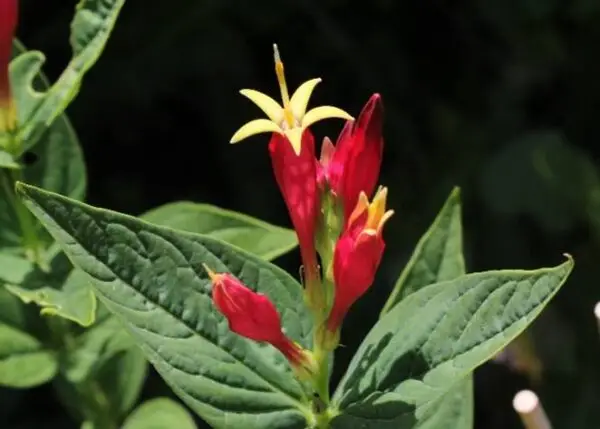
[
  {"x1": 313, "y1": 345, "x2": 330, "y2": 404},
  {"x1": 1, "y1": 168, "x2": 43, "y2": 266}
]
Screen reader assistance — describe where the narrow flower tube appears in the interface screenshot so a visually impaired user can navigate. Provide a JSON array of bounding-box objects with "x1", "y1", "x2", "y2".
[
  {"x1": 317, "y1": 94, "x2": 384, "y2": 223},
  {"x1": 0, "y1": 0, "x2": 18, "y2": 133},
  {"x1": 322, "y1": 187, "x2": 393, "y2": 348},
  {"x1": 205, "y1": 264, "x2": 315, "y2": 375},
  {"x1": 269, "y1": 131, "x2": 323, "y2": 309}
]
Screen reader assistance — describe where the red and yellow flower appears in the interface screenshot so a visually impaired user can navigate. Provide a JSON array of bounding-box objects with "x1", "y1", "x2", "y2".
[
  {"x1": 323, "y1": 187, "x2": 393, "y2": 348},
  {"x1": 229, "y1": 46, "x2": 392, "y2": 352}
]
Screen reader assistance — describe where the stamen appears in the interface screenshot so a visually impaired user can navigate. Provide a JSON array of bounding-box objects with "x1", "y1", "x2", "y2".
[{"x1": 273, "y1": 44, "x2": 295, "y2": 128}]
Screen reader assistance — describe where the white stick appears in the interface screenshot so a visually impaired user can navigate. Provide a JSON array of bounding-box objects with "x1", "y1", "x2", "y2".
[{"x1": 513, "y1": 390, "x2": 552, "y2": 429}]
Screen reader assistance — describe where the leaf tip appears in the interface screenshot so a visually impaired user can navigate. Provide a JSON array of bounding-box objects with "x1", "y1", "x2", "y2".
[
  {"x1": 14, "y1": 180, "x2": 27, "y2": 195},
  {"x1": 562, "y1": 252, "x2": 575, "y2": 267}
]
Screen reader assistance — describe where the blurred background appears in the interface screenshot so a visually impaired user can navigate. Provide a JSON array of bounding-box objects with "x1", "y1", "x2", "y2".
[{"x1": 6, "y1": 0, "x2": 600, "y2": 427}]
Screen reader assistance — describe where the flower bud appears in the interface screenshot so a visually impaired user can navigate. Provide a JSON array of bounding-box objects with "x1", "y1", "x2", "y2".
[
  {"x1": 205, "y1": 264, "x2": 316, "y2": 377},
  {"x1": 317, "y1": 94, "x2": 383, "y2": 224}
]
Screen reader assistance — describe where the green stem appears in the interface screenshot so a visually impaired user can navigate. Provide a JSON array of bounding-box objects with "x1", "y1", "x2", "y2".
[
  {"x1": 314, "y1": 346, "x2": 330, "y2": 404},
  {"x1": 1, "y1": 168, "x2": 43, "y2": 266}
]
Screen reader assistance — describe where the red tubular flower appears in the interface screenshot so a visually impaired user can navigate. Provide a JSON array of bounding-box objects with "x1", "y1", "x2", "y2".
[
  {"x1": 317, "y1": 94, "x2": 384, "y2": 223},
  {"x1": 205, "y1": 264, "x2": 315, "y2": 374},
  {"x1": 324, "y1": 187, "x2": 393, "y2": 345},
  {"x1": 0, "y1": 0, "x2": 17, "y2": 132},
  {"x1": 269, "y1": 131, "x2": 322, "y2": 306}
]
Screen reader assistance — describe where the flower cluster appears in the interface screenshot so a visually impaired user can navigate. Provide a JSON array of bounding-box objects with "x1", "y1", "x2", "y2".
[
  {"x1": 0, "y1": 0, "x2": 18, "y2": 134},
  {"x1": 205, "y1": 45, "x2": 392, "y2": 378}
]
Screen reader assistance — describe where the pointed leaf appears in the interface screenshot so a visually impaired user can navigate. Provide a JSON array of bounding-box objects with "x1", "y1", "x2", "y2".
[
  {"x1": 381, "y1": 187, "x2": 464, "y2": 314},
  {"x1": 17, "y1": 183, "x2": 313, "y2": 429},
  {"x1": 141, "y1": 202, "x2": 297, "y2": 261},
  {"x1": 122, "y1": 398, "x2": 197, "y2": 429},
  {"x1": 14, "y1": 0, "x2": 125, "y2": 151},
  {"x1": 332, "y1": 258, "x2": 573, "y2": 427}
]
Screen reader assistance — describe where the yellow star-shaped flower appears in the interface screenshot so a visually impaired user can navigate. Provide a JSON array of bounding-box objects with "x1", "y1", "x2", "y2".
[{"x1": 230, "y1": 44, "x2": 353, "y2": 156}]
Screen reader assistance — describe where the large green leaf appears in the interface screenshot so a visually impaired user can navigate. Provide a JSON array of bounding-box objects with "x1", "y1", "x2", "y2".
[
  {"x1": 141, "y1": 202, "x2": 297, "y2": 261},
  {"x1": 122, "y1": 398, "x2": 197, "y2": 429},
  {"x1": 331, "y1": 258, "x2": 573, "y2": 428},
  {"x1": 13, "y1": 0, "x2": 125, "y2": 153},
  {"x1": 0, "y1": 287, "x2": 58, "y2": 388},
  {"x1": 17, "y1": 183, "x2": 314, "y2": 429},
  {"x1": 380, "y1": 187, "x2": 473, "y2": 429},
  {"x1": 381, "y1": 187, "x2": 464, "y2": 314}
]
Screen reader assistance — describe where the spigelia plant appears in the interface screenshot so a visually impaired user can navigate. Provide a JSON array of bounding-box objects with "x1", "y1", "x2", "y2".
[{"x1": 1, "y1": 3, "x2": 574, "y2": 428}]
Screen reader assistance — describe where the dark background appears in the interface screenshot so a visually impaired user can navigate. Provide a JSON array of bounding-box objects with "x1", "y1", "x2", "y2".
[{"x1": 8, "y1": 0, "x2": 600, "y2": 427}]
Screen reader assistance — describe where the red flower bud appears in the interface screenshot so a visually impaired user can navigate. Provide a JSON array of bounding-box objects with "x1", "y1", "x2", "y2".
[
  {"x1": 0, "y1": 0, "x2": 17, "y2": 132},
  {"x1": 268, "y1": 131, "x2": 322, "y2": 304},
  {"x1": 325, "y1": 187, "x2": 393, "y2": 340},
  {"x1": 317, "y1": 94, "x2": 383, "y2": 223},
  {"x1": 205, "y1": 264, "x2": 314, "y2": 373}
]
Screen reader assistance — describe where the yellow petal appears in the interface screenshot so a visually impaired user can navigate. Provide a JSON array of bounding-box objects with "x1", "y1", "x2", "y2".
[
  {"x1": 230, "y1": 119, "x2": 282, "y2": 144},
  {"x1": 377, "y1": 210, "x2": 395, "y2": 234},
  {"x1": 289, "y1": 78, "x2": 322, "y2": 120},
  {"x1": 283, "y1": 127, "x2": 304, "y2": 156},
  {"x1": 368, "y1": 187, "x2": 389, "y2": 225},
  {"x1": 302, "y1": 105, "x2": 353, "y2": 129},
  {"x1": 348, "y1": 192, "x2": 370, "y2": 226},
  {"x1": 239, "y1": 89, "x2": 285, "y2": 124}
]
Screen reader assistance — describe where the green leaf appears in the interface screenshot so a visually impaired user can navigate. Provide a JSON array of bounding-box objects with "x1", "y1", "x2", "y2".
[
  {"x1": 0, "y1": 150, "x2": 19, "y2": 169},
  {"x1": 17, "y1": 183, "x2": 313, "y2": 429},
  {"x1": 0, "y1": 288, "x2": 58, "y2": 388},
  {"x1": 381, "y1": 187, "x2": 465, "y2": 314},
  {"x1": 331, "y1": 258, "x2": 573, "y2": 427},
  {"x1": 13, "y1": 0, "x2": 125, "y2": 152},
  {"x1": 100, "y1": 346, "x2": 148, "y2": 417},
  {"x1": 122, "y1": 398, "x2": 197, "y2": 429},
  {"x1": 1, "y1": 40, "x2": 86, "y2": 252},
  {"x1": 380, "y1": 187, "x2": 473, "y2": 429},
  {"x1": 141, "y1": 202, "x2": 298, "y2": 261},
  {"x1": 413, "y1": 376, "x2": 473, "y2": 429},
  {"x1": 3, "y1": 250, "x2": 96, "y2": 327},
  {"x1": 63, "y1": 311, "x2": 138, "y2": 383},
  {"x1": 55, "y1": 343, "x2": 148, "y2": 424},
  {"x1": 54, "y1": 305, "x2": 148, "y2": 423}
]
